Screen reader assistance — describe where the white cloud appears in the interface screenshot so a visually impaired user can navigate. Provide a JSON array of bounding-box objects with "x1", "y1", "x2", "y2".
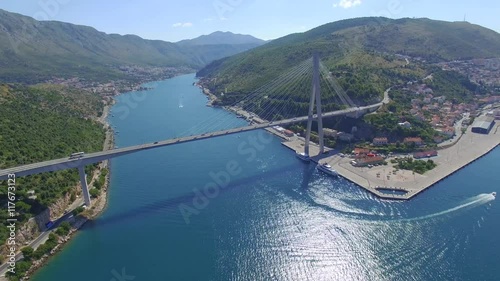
[
  {"x1": 172, "y1": 22, "x2": 193, "y2": 28},
  {"x1": 333, "y1": 0, "x2": 362, "y2": 9}
]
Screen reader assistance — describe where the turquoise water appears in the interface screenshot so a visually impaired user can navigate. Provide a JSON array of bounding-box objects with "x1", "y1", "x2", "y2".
[{"x1": 33, "y1": 74, "x2": 499, "y2": 281}]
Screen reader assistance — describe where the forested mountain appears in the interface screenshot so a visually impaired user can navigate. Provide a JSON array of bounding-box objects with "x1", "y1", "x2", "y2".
[
  {"x1": 197, "y1": 17, "x2": 500, "y2": 103},
  {"x1": 0, "y1": 9, "x2": 263, "y2": 83}
]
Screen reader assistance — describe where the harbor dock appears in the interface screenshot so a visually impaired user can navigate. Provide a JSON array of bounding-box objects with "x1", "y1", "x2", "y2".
[{"x1": 282, "y1": 123, "x2": 500, "y2": 200}]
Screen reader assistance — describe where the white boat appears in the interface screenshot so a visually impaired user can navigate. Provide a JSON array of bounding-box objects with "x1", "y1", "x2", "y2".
[
  {"x1": 296, "y1": 152, "x2": 310, "y2": 162},
  {"x1": 317, "y1": 163, "x2": 338, "y2": 176}
]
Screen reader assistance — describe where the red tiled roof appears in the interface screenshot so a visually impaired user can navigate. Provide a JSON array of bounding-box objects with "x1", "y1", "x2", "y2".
[{"x1": 358, "y1": 156, "x2": 384, "y2": 164}]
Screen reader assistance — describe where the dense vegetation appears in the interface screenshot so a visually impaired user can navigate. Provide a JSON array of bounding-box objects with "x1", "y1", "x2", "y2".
[
  {"x1": 424, "y1": 69, "x2": 482, "y2": 102},
  {"x1": 0, "y1": 9, "x2": 264, "y2": 83},
  {"x1": 364, "y1": 112, "x2": 437, "y2": 143},
  {"x1": 55, "y1": 222, "x2": 72, "y2": 237},
  {"x1": 0, "y1": 84, "x2": 105, "y2": 249},
  {"x1": 392, "y1": 157, "x2": 437, "y2": 174}
]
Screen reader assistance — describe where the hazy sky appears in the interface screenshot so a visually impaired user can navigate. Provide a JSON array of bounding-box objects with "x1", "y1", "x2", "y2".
[{"x1": 1, "y1": 0, "x2": 499, "y2": 42}]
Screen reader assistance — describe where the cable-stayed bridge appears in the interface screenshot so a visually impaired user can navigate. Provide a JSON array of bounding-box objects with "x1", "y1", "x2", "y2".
[{"x1": 0, "y1": 55, "x2": 389, "y2": 206}]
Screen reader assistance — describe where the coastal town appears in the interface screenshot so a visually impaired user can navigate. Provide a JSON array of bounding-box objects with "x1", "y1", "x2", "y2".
[
  {"x1": 45, "y1": 66, "x2": 193, "y2": 103},
  {"x1": 1, "y1": 5, "x2": 500, "y2": 279},
  {"x1": 213, "y1": 55, "x2": 500, "y2": 200},
  {"x1": 236, "y1": 95, "x2": 499, "y2": 199},
  {"x1": 438, "y1": 58, "x2": 500, "y2": 87}
]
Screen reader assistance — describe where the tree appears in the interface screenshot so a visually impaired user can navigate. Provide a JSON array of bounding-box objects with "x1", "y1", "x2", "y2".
[
  {"x1": 89, "y1": 188, "x2": 100, "y2": 198},
  {"x1": 7, "y1": 260, "x2": 31, "y2": 280},
  {"x1": 16, "y1": 202, "x2": 31, "y2": 213},
  {"x1": 70, "y1": 192, "x2": 76, "y2": 202},
  {"x1": 59, "y1": 221, "x2": 71, "y2": 231},
  {"x1": 21, "y1": 247, "x2": 34, "y2": 261},
  {"x1": 48, "y1": 233, "x2": 58, "y2": 242},
  {"x1": 73, "y1": 206, "x2": 84, "y2": 216},
  {"x1": 56, "y1": 221, "x2": 71, "y2": 236},
  {"x1": 94, "y1": 180, "x2": 102, "y2": 190}
]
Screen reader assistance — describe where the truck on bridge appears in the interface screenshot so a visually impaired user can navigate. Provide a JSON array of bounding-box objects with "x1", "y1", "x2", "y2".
[{"x1": 69, "y1": 152, "x2": 85, "y2": 159}]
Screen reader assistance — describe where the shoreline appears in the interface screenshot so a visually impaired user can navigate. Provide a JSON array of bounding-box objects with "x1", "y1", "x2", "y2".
[
  {"x1": 11, "y1": 75, "x2": 498, "y2": 279},
  {"x1": 281, "y1": 123, "x2": 500, "y2": 200},
  {"x1": 197, "y1": 80, "x2": 499, "y2": 201},
  {"x1": 194, "y1": 81, "x2": 217, "y2": 106},
  {"x1": 195, "y1": 82, "x2": 297, "y2": 142},
  {"x1": 13, "y1": 102, "x2": 116, "y2": 280},
  {"x1": 0, "y1": 73, "x2": 191, "y2": 280}
]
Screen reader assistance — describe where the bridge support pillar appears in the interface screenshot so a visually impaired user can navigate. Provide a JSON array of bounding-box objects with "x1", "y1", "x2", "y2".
[
  {"x1": 78, "y1": 166, "x2": 91, "y2": 207},
  {"x1": 304, "y1": 78, "x2": 316, "y2": 157},
  {"x1": 313, "y1": 54, "x2": 325, "y2": 154},
  {"x1": 304, "y1": 53, "x2": 325, "y2": 156}
]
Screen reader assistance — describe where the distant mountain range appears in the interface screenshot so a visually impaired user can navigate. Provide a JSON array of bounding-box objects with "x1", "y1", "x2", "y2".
[
  {"x1": 0, "y1": 9, "x2": 265, "y2": 83},
  {"x1": 197, "y1": 17, "x2": 500, "y2": 102},
  {"x1": 177, "y1": 31, "x2": 265, "y2": 46}
]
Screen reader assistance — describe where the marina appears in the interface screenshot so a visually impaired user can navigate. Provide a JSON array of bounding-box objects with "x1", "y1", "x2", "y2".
[{"x1": 282, "y1": 123, "x2": 500, "y2": 200}]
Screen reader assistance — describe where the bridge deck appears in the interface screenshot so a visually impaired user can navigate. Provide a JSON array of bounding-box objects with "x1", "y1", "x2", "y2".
[{"x1": 0, "y1": 103, "x2": 382, "y2": 180}]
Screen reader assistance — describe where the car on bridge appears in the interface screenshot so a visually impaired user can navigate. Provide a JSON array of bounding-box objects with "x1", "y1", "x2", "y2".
[{"x1": 154, "y1": 141, "x2": 158, "y2": 144}]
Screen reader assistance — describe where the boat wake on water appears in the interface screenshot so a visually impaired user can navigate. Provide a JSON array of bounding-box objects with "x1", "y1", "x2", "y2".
[
  {"x1": 394, "y1": 193, "x2": 496, "y2": 223},
  {"x1": 310, "y1": 193, "x2": 495, "y2": 224},
  {"x1": 179, "y1": 96, "x2": 184, "y2": 108}
]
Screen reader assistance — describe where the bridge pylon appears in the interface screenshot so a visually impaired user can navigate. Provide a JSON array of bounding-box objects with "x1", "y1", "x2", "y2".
[
  {"x1": 78, "y1": 166, "x2": 92, "y2": 206},
  {"x1": 304, "y1": 54, "x2": 325, "y2": 157}
]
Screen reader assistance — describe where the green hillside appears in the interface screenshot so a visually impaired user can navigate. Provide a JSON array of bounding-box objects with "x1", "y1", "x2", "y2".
[
  {"x1": 197, "y1": 17, "x2": 500, "y2": 103},
  {"x1": 0, "y1": 83, "x2": 106, "y2": 247},
  {"x1": 0, "y1": 9, "x2": 263, "y2": 83}
]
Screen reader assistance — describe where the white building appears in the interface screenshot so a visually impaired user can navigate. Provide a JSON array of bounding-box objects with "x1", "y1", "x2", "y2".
[{"x1": 398, "y1": 121, "x2": 412, "y2": 128}]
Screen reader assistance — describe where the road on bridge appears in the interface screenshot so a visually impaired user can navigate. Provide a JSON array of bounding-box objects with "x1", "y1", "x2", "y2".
[{"x1": 0, "y1": 102, "x2": 386, "y2": 181}]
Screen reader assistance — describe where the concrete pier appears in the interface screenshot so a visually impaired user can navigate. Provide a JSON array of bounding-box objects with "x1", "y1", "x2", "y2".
[
  {"x1": 283, "y1": 123, "x2": 500, "y2": 200},
  {"x1": 282, "y1": 139, "x2": 333, "y2": 157},
  {"x1": 78, "y1": 166, "x2": 91, "y2": 206}
]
